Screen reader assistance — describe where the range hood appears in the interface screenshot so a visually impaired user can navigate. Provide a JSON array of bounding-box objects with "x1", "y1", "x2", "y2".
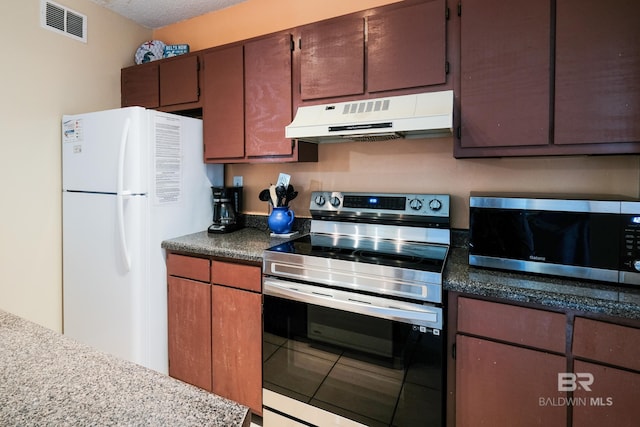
[{"x1": 285, "y1": 90, "x2": 453, "y2": 143}]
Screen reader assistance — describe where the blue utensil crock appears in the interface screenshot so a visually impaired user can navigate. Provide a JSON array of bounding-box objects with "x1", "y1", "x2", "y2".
[{"x1": 268, "y1": 207, "x2": 295, "y2": 234}]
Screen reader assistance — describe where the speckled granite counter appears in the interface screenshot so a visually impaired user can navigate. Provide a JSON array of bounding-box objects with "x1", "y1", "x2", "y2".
[
  {"x1": 161, "y1": 227, "x2": 294, "y2": 263},
  {"x1": 162, "y1": 227, "x2": 640, "y2": 320},
  {"x1": 445, "y1": 247, "x2": 640, "y2": 320},
  {"x1": 0, "y1": 310, "x2": 250, "y2": 427}
]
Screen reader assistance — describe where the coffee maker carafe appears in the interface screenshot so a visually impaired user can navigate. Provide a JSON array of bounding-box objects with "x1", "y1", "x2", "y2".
[{"x1": 208, "y1": 187, "x2": 242, "y2": 233}]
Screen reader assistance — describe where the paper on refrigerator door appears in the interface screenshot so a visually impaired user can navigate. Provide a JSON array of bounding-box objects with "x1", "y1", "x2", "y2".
[
  {"x1": 63, "y1": 118, "x2": 84, "y2": 154},
  {"x1": 153, "y1": 114, "x2": 182, "y2": 205}
]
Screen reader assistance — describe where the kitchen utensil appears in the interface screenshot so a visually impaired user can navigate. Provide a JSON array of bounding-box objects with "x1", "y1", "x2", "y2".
[
  {"x1": 269, "y1": 185, "x2": 278, "y2": 207},
  {"x1": 276, "y1": 185, "x2": 287, "y2": 206},
  {"x1": 284, "y1": 184, "x2": 297, "y2": 206},
  {"x1": 285, "y1": 191, "x2": 298, "y2": 206},
  {"x1": 259, "y1": 189, "x2": 271, "y2": 203}
]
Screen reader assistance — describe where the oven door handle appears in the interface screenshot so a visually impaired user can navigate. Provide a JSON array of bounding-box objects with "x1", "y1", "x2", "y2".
[{"x1": 263, "y1": 278, "x2": 442, "y2": 329}]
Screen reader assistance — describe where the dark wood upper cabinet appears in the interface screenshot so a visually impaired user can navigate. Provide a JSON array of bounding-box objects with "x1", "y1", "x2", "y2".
[
  {"x1": 554, "y1": 0, "x2": 640, "y2": 146},
  {"x1": 121, "y1": 53, "x2": 201, "y2": 110},
  {"x1": 121, "y1": 63, "x2": 159, "y2": 108},
  {"x1": 244, "y1": 34, "x2": 294, "y2": 157},
  {"x1": 298, "y1": 0, "x2": 448, "y2": 103},
  {"x1": 203, "y1": 33, "x2": 316, "y2": 164},
  {"x1": 367, "y1": 0, "x2": 446, "y2": 93},
  {"x1": 159, "y1": 54, "x2": 200, "y2": 106},
  {"x1": 458, "y1": 0, "x2": 551, "y2": 149},
  {"x1": 456, "y1": 0, "x2": 640, "y2": 157},
  {"x1": 299, "y1": 16, "x2": 365, "y2": 101},
  {"x1": 202, "y1": 45, "x2": 245, "y2": 161}
]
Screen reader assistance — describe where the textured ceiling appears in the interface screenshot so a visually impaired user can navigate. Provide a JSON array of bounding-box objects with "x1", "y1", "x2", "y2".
[{"x1": 88, "y1": 0, "x2": 248, "y2": 29}]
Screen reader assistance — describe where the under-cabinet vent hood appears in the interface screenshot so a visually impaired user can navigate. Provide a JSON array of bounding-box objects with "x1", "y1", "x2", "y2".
[{"x1": 285, "y1": 90, "x2": 453, "y2": 143}]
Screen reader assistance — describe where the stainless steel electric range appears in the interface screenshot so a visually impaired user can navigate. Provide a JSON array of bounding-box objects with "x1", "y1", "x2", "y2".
[{"x1": 262, "y1": 191, "x2": 450, "y2": 427}]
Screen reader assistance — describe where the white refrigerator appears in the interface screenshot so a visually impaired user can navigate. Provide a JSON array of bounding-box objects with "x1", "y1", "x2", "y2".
[{"x1": 62, "y1": 107, "x2": 222, "y2": 374}]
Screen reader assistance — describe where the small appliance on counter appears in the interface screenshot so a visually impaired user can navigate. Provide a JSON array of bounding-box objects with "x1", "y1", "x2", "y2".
[
  {"x1": 469, "y1": 192, "x2": 640, "y2": 286},
  {"x1": 208, "y1": 186, "x2": 243, "y2": 233}
]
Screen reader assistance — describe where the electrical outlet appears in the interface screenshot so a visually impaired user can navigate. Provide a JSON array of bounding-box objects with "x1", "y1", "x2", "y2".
[{"x1": 233, "y1": 176, "x2": 243, "y2": 187}]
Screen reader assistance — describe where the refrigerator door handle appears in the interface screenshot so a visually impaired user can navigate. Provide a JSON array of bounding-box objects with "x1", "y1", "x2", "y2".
[
  {"x1": 117, "y1": 117, "x2": 131, "y2": 196},
  {"x1": 117, "y1": 118, "x2": 132, "y2": 271}
]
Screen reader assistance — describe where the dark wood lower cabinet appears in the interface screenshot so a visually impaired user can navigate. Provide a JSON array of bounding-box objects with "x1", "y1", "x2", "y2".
[
  {"x1": 572, "y1": 361, "x2": 640, "y2": 427},
  {"x1": 212, "y1": 284, "x2": 262, "y2": 415},
  {"x1": 167, "y1": 276, "x2": 212, "y2": 391},
  {"x1": 449, "y1": 293, "x2": 640, "y2": 427},
  {"x1": 167, "y1": 253, "x2": 263, "y2": 416},
  {"x1": 455, "y1": 335, "x2": 567, "y2": 427}
]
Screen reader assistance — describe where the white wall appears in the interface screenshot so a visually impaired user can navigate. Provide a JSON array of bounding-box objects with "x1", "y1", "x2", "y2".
[{"x1": 0, "y1": 0, "x2": 151, "y2": 331}]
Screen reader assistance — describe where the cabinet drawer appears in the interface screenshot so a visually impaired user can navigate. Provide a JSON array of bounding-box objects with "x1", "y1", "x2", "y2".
[
  {"x1": 211, "y1": 261, "x2": 261, "y2": 292},
  {"x1": 457, "y1": 297, "x2": 566, "y2": 353},
  {"x1": 167, "y1": 253, "x2": 210, "y2": 282},
  {"x1": 573, "y1": 317, "x2": 640, "y2": 371}
]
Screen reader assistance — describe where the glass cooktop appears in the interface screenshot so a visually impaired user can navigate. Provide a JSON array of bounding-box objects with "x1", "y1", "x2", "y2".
[{"x1": 266, "y1": 233, "x2": 448, "y2": 274}]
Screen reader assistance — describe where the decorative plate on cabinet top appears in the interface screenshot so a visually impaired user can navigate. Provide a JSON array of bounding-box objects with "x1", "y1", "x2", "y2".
[{"x1": 135, "y1": 40, "x2": 166, "y2": 64}]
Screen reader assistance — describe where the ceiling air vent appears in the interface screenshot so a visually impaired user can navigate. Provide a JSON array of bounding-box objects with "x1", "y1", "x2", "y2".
[{"x1": 41, "y1": 0, "x2": 87, "y2": 43}]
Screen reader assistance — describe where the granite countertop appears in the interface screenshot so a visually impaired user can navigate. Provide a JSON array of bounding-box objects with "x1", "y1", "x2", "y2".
[
  {"x1": 445, "y1": 247, "x2": 640, "y2": 320},
  {"x1": 162, "y1": 227, "x2": 640, "y2": 320},
  {"x1": 162, "y1": 227, "x2": 293, "y2": 263},
  {"x1": 0, "y1": 310, "x2": 250, "y2": 427}
]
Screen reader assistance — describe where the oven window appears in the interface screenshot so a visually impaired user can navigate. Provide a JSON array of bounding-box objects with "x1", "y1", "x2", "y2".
[{"x1": 263, "y1": 295, "x2": 444, "y2": 426}]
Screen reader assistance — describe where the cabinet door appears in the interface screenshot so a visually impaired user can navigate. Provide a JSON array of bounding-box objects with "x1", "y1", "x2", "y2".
[
  {"x1": 299, "y1": 16, "x2": 365, "y2": 100},
  {"x1": 212, "y1": 285, "x2": 262, "y2": 415},
  {"x1": 572, "y1": 360, "x2": 640, "y2": 427},
  {"x1": 573, "y1": 317, "x2": 640, "y2": 372},
  {"x1": 245, "y1": 34, "x2": 293, "y2": 157},
  {"x1": 167, "y1": 276, "x2": 212, "y2": 391},
  {"x1": 459, "y1": 0, "x2": 550, "y2": 149},
  {"x1": 159, "y1": 54, "x2": 200, "y2": 106},
  {"x1": 457, "y1": 297, "x2": 565, "y2": 353},
  {"x1": 121, "y1": 64, "x2": 159, "y2": 108},
  {"x1": 367, "y1": 0, "x2": 446, "y2": 93},
  {"x1": 456, "y1": 335, "x2": 566, "y2": 427},
  {"x1": 203, "y1": 45, "x2": 245, "y2": 160},
  {"x1": 555, "y1": 0, "x2": 640, "y2": 145}
]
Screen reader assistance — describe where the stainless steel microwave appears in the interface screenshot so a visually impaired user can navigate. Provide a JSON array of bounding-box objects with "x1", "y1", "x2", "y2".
[{"x1": 469, "y1": 192, "x2": 640, "y2": 286}]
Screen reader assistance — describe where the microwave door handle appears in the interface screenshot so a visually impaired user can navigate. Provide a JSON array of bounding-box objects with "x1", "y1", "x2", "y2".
[{"x1": 263, "y1": 279, "x2": 441, "y2": 328}]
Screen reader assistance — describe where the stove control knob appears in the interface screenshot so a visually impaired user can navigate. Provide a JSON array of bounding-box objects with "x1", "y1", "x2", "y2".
[
  {"x1": 429, "y1": 199, "x2": 443, "y2": 211},
  {"x1": 314, "y1": 195, "x2": 326, "y2": 206},
  {"x1": 409, "y1": 198, "x2": 423, "y2": 210},
  {"x1": 330, "y1": 196, "x2": 341, "y2": 207},
  {"x1": 634, "y1": 260, "x2": 640, "y2": 271}
]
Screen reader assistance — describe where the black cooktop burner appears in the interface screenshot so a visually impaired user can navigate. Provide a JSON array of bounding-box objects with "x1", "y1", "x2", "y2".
[{"x1": 266, "y1": 234, "x2": 448, "y2": 273}]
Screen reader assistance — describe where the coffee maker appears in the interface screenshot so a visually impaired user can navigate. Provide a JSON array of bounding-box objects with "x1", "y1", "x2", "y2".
[{"x1": 208, "y1": 187, "x2": 243, "y2": 233}]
